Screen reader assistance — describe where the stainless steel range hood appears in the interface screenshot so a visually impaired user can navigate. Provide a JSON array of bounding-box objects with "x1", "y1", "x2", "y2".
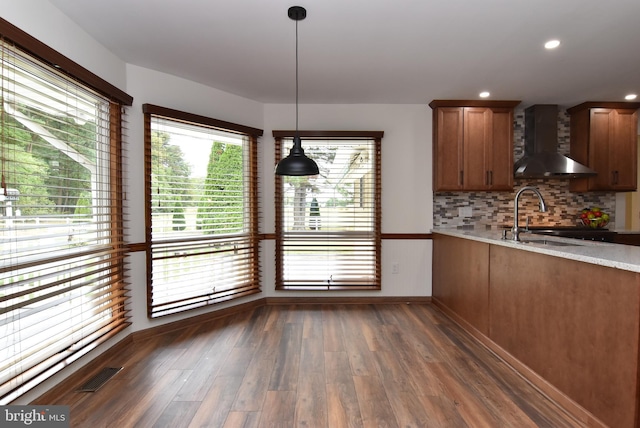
[{"x1": 514, "y1": 104, "x2": 597, "y2": 178}]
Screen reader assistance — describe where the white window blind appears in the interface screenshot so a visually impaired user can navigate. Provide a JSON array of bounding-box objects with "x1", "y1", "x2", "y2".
[
  {"x1": 144, "y1": 105, "x2": 261, "y2": 318},
  {"x1": 274, "y1": 132, "x2": 382, "y2": 290},
  {"x1": 0, "y1": 35, "x2": 129, "y2": 403}
]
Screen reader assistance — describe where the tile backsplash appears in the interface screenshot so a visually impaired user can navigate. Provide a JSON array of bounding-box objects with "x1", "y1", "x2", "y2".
[{"x1": 433, "y1": 109, "x2": 616, "y2": 228}]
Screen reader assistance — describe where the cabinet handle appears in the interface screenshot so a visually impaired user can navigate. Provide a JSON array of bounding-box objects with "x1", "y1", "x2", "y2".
[
  {"x1": 489, "y1": 170, "x2": 493, "y2": 185},
  {"x1": 460, "y1": 171, "x2": 464, "y2": 185},
  {"x1": 612, "y1": 170, "x2": 619, "y2": 185}
]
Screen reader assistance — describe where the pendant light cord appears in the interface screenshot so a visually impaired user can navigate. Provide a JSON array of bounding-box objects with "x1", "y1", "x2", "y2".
[
  {"x1": 295, "y1": 18, "x2": 299, "y2": 138},
  {"x1": 275, "y1": 6, "x2": 317, "y2": 176}
]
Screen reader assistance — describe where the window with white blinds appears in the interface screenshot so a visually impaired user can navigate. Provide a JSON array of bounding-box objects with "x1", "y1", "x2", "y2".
[
  {"x1": 144, "y1": 105, "x2": 262, "y2": 318},
  {"x1": 0, "y1": 28, "x2": 130, "y2": 403},
  {"x1": 274, "y1": 131, "x2": 382, "y2": 290}
]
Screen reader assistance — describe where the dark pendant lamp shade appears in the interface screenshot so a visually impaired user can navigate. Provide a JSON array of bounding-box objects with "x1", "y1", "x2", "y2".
[
  {"x1": 275, "y1": 136, "x2": 319, "y2": 175},
  {"x1": 275, "y1": 6, "x2": 319, "y2": 176}
]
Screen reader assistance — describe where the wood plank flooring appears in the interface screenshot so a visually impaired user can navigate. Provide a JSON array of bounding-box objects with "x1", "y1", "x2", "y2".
[{"x1": 41, "y1": 304, "x2": 583, "y2": 427}]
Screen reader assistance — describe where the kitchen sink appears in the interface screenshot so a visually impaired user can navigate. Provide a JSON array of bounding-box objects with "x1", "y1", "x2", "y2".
[
  {"x1": 501, "y1": 225, "x2": 617, "y2": 242},
  {"x1": 519, "y1": 238, "x2": 582, "y2": 247}
]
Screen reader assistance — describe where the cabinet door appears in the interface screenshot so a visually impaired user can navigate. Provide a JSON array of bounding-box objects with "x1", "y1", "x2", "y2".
[
  {"x1": 464, "y1": 107, "x2": 514, "y2": 190},
  {"x1": 488, "y1": 108, "x2": 514, "y2": 190},
  {"x1": 588, "y1": 109, "x2": 638, "y2": 191},
  {"x1": 571, "y1": 106, "x2": 638, "y2": 192},
  {"x1": 610, "y1": 109, "x2": 638, "y2": 190},
  {"x1": 433, "y1": 107, "x2": 464, "y2": 191},
  {"x1": 588, "y1": 108, "x2": 613, "y2": 190},
  {"x1": 463, "y1": 107, "x2": 491, "y2": 189}
]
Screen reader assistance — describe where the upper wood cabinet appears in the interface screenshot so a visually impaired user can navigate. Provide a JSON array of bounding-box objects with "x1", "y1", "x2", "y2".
[
  {"x1": 429, "y1": 100, "x2": 520, "y2": 191},
  {"x1": 568, "y1": 102, "x2": 640, "y2": 192}
]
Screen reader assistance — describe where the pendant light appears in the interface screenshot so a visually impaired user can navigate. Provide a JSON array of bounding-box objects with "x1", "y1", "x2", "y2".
[{"x1": 275, "y1": 6, "x2": 319, "y2": 176}]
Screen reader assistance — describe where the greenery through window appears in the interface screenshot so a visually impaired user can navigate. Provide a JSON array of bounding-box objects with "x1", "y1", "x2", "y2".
[
  {"x1": 0, "y1": 30, "x2": 130, "y2": 403},
  {"x1": 274, "y1": 131, "x2": 382, "y2": 290},
  {"x1": 144, "y1": 105, "x2": 262, "y2": 317}
]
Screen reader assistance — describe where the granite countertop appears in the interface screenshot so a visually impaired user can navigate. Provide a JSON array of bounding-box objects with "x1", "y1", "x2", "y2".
[{"x1": 432, "y1": 226, "x2": 640, "y2": 273}]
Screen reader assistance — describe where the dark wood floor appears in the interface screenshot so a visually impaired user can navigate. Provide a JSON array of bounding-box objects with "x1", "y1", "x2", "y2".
[{"x1": 45, "y1": 303, "x2": 582, "y2": 427}]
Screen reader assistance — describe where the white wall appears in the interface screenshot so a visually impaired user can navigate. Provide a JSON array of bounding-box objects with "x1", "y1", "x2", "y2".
[{"x1": 261, "y1": 104, "x2": 433, "y2": 299}]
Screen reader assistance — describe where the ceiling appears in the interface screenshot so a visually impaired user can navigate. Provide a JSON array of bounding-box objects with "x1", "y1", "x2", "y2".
[{"x1": 49, "y1": 0, "x2": 640, "y2": 108}]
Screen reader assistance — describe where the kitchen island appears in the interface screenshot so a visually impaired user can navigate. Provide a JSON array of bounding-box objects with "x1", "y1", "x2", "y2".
[{"x1": 432, "y1": 228, "x2": 640, "y2": 428}]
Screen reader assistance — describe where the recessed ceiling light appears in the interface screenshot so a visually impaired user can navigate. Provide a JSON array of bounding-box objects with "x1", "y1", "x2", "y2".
[
  {"x1": 479, "y1": 91, "x2": 490, "y2": 98},
  {"x1": 544, "y1": 40, "x2": 561, "y2": 49},
  {"x1": 625, "y1": 94, "x2": 637, "y2": 100}
]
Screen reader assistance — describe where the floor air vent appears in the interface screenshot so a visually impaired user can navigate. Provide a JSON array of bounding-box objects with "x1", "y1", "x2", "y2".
[{"x1": 77, "y1": 367, "x2": 123, "y2": 392}]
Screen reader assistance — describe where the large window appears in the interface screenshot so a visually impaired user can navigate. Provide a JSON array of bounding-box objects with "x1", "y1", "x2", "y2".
[
  {"x1": 144, "y1": 105, "x2": 262, "y2": 317},
  {"x1": 0, "y1": 23, "x2": 131, "y2": 404},
  {"x1": 274, "y1": 131, "x2": 382, "y2": 290}
]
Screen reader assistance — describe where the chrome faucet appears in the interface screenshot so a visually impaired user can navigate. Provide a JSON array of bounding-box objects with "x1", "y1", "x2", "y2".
[{"x1": 512, "y1": 186, "x2": 547, "y2": 241}]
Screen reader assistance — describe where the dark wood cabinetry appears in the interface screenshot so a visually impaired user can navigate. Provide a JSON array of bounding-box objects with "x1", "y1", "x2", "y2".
[
  {"x1": 568, "y1": 102, "x2": 640, "y2": 192},
  {"x1": 433, "y1": 232, "x2": 640, "y2": 428},
  {"x1": 429, "y1": 100, "x2": 519, "y2": 191}
]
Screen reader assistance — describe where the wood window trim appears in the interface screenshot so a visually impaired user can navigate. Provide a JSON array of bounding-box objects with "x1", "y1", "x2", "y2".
[
  {"x1": 0, "y1": 17, "x2": 133, "y2": 105},
  {"x1": 143, "y1": 104, "x2": 263, "y2": 137},
  {"x1": 144, "y1": 105, "x2": 263, "y2": 317},
  {"x1": 274, "y1": 130, "x2": 383, "y2": 291},
  {"x1": 273, "y1": 130, "x2": 383, "y2": 139}
]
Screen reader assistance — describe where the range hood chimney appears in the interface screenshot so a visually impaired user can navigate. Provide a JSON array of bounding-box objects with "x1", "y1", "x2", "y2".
[{"x1": 514, "y1": 104, "x2": 596, "y2": 178}]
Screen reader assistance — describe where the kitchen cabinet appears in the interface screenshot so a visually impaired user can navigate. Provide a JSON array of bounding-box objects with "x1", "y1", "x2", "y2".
[
  {"x1": 568, "y1": 101, "x2": 640, "y2": 192},
  {"x1": 429, "y1": 100, "x2": 520, "y2": 191},
  {"x1": 432, "y1": 231, "x2": 640, "y2": 428}
]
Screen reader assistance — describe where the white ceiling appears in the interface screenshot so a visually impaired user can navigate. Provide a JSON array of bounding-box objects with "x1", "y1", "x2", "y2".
[{"x1": 49, "y1": 0, "x2": 640, "y2": 108}]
